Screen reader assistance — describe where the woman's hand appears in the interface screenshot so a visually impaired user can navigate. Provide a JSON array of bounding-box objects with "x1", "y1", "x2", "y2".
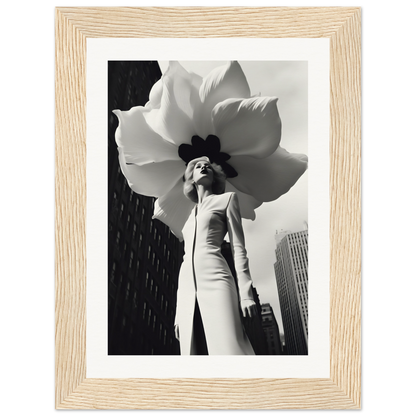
[
  {"x1": 241, "y1": 299, "x2": 257, "y2": 318},
  {"x1": 174, "y1": 324, "x2": 180, "y2": 341}
]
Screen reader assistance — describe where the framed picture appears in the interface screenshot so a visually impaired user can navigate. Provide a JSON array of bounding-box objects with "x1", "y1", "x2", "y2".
[{"x1": 55, "y1": 7, "x2": 361, "y2": 409}]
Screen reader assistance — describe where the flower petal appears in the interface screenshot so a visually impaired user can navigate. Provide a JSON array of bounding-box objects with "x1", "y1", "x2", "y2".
[
  {"x1": 144, "y1": 62, "x2": 198, "y2": 147},
  {"x1": 224, "y1": 182, "x2": 262, "y2": 220},
  {"x1": 192, "y1": 61, "x2": 251, "y2": 139},
  {"x1": 212, "y1": 96, "x2": 281, "y2": 159},
  {"x1": 169, "y1": 62, "x2": 202, "y2": 119},
  {"x1": 113, "y1": 107, "x2": 179, "y2": 166},
  {"x1": 147, "y1": 79, "x2": 163, "y2": 109},
  {"x1": 152, "y1": 178, "x2": 195, "y2": 241},
  {"x1": 118, "y1": 150, "x2": 185, "y2": 198},
  {"x1": 227, "y1": 147, "x2": 308, "y2": 202}
]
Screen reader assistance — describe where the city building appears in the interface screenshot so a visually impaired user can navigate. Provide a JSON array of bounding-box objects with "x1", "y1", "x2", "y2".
[
  {"x1": 108, "y1": 61, "x2": 184, "y2": 355},
  {"x1": 274, "y1": 228, "x2": 308, "y2": 355},
  {"x1": 260, "y1": 303, "x2": 283, "y2": 355}
]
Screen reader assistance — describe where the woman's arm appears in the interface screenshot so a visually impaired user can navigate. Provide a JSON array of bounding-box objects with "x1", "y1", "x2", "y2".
[{"x1": 226, "y1": 193, "x2": 257, "y2": 318}]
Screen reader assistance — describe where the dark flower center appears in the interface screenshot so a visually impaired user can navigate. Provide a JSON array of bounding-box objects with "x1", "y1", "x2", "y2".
[{"x1": 178, "y1": 135, "x2": 238, "y2": 178}]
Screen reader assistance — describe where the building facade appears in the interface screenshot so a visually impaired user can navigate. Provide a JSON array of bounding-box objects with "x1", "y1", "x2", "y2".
[
  {"x1": 260, "y1": 303, "x2": 283, "y2": 355},
  {"x1": 108, "y1": 61, "x2": 184, "y2": 355},
  {"x1": 274, "y1": 229, "x2": 308, "y2": 355}
]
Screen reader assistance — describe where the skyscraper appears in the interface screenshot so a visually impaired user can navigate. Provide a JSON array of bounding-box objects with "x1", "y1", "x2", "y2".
[
  {"x1": 108, "y1": 61, "x2": 184, "y2": 355},
  {"x1": 274, "y1": 229, "x2": 308, "y2": 355},
  {"x1": 261, "y1": 303, "x2": 283, "y2": 355}
]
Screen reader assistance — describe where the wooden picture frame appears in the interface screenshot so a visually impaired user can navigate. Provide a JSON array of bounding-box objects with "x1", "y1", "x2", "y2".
[{"x1": 55, "y1": 7, "x2": 361, "y2": 409}]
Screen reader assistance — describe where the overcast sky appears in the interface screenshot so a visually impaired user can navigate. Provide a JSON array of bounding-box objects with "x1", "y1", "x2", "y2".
[{"x1": 159, "y1": 61, "x2": 308, "y2": 336}]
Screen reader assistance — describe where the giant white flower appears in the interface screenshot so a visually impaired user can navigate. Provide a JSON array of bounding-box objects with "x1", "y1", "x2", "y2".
[{"x1": 113, "y1": 61, "x2": 307, "y2": 240}]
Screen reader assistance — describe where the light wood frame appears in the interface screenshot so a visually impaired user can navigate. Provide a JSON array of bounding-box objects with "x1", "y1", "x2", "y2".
[{"x1": 55, "y1": 7, "x2": 361, "y2": 409}]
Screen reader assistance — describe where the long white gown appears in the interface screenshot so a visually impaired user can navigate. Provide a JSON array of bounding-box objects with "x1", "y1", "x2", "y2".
[{"x1": 174, "y1": 192, "x2": 255, "y2": 355}]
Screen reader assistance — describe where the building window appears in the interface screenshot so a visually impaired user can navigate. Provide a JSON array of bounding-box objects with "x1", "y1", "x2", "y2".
[
  {"x1": 148, "y1": 308, "x2": 152, "y2": 325},
  {"x1": 125, "y1": 281, "x2": 130, "y2": 300},
  {"x1": 142, "y1": 302, "x2": 147, "y2": 320},
  {"x1": 129, "y1": 251, "x2": 134, "y2": 268},
  {"x1": 110, "y1": 262, "x2": 116, "y2": 284}
]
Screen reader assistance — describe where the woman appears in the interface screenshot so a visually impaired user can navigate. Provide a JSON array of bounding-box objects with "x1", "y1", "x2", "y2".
[{"x1": 174, "y1": 156, "x2": 257, "y2": 355}]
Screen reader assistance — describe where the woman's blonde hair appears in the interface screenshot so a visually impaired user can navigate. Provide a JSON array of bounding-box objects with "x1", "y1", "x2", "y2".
[{"x1": 183, "y1": 156, "x2": 226, "y2": 203}]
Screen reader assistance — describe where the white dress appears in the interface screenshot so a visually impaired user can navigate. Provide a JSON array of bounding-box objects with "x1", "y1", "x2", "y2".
[{"x1": 174, "y1": 192, "x2": 255, "y2": 355}]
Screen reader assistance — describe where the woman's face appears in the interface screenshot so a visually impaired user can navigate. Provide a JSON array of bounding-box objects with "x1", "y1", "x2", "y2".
[{"x1": 193, "y1": 160, "x2": 214, "y2": 186}]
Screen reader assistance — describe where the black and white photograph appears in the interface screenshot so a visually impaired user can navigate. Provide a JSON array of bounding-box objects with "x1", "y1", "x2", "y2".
[
  {"x1": 107, "y1": 60, "x2": 308, "y2": 356},
  {"x1": 51, "y1": 3, "x2": 367, "y2": 413}
]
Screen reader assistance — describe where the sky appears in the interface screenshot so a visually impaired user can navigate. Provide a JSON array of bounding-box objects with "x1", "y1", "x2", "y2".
[{"x1": 159, "y1": 61, "x2": 308, "y2": 335}]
